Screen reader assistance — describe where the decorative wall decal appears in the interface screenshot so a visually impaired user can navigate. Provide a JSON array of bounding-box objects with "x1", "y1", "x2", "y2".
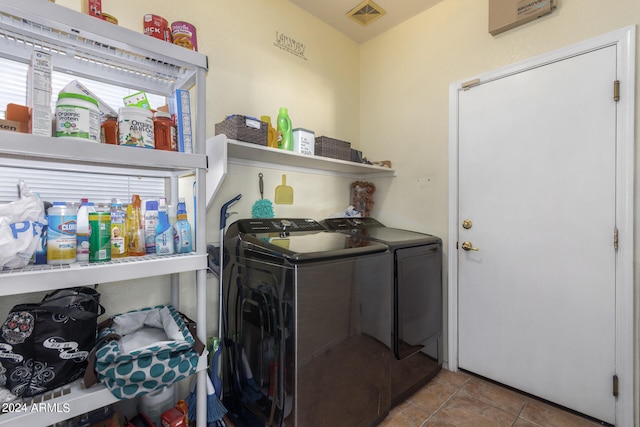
[{"x1": 274, "y1": 31, "x2": 307, "y2": 61}]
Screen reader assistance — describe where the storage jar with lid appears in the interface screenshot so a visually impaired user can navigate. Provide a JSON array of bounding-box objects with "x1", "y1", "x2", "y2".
[
  {"x1": 118, "y1": 106, "x2": 155, "y2": 148},
  {"x1": 153, "y1": 111, "x2": 177, "y2": 151},
  {"x1": 55, "y1": 92, "x2": 101, "y2": 142}
]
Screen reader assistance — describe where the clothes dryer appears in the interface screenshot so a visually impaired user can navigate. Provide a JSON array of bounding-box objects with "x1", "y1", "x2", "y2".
[
  {"x1": 222, "y1": 218, "x2": 393, "y2": 427},
  {"x1": 322, "y1": 217, "x2": 443, "y2": 405}
]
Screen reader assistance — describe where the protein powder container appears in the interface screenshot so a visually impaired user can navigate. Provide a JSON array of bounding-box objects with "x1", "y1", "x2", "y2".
[
  {"x1": 55, "y1": 92, "x2": 101, "y2": 142},
  {"x1": 47, "y1": 202, "x2": 77, "y2": 265},
  {"x1": 118, "y1": 106, "x2": 155, "y2": 148}
]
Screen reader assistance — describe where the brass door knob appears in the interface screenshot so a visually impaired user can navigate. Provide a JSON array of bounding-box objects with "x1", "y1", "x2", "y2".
[
  {"x1": 462, "y1": 219, "x2": 472, "y2": 229},
  {"x1": 461, "y1": 241, "x2": 479, "y2": 251}
]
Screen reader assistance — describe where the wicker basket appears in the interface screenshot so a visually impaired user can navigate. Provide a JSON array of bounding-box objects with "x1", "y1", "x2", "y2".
[
  {"x1": 215, "y1": 115, "x2": 268, "y2": 145},
  {"x1": 315, "y1": 136, "x2": 351, "y2": 160}
]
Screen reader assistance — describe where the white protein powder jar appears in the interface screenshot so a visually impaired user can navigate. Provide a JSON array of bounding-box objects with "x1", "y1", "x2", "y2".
[
  {"x1": 55, "y1": 92, "x2": 100, "y2": 141},
  {"x1": 118, "y1": 106, "x2": 155, "y2": 148}
]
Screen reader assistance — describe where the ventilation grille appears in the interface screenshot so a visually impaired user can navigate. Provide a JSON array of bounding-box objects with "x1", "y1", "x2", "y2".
[{"x1": 346, "y1": 0, "x2": 386, "y2": 26}]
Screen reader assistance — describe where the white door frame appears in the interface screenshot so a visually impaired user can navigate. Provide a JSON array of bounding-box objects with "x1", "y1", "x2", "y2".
[{"x1": 447, "y1": 26, "x2": 635, "y2": 426}]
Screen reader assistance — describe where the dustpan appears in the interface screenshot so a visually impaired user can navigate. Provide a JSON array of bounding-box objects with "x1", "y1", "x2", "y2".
[{"x1": 274, "y1": 174, "x2": 293, "y2": 204}]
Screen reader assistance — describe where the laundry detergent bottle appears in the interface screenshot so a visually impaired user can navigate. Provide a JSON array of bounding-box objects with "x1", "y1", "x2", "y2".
[
  {"x1": 276, "y1": 107, "x2": 293, "y2": 151},
  {"x1": 155, "y1": 198, "x2": 174, "y2": 255},
  {"x1": 173, "y1": 198, "x2": 192, "y2": 254}
]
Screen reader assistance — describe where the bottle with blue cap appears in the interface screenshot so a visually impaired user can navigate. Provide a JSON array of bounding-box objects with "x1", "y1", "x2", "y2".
[
  {"x1": 173, "y1": 198, "x2": 192, "y2": 253},
  {"x1": 155, "y1": 198, "x2": 174, "y2": 255}
]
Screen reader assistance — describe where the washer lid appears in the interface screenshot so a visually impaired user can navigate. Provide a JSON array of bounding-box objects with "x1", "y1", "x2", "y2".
[
  {"x1": 242, "y1": 231, "x2": 388, "y2": 261},
  {"x1": 362, "y1": 227, "x2": 441, "y2": 246},
  {"x1": 230, "y1": 218, "x2": 388, "y2": 261},
  {"x1": 322, "y1": 217, "x2": 440, "y2": 246}
]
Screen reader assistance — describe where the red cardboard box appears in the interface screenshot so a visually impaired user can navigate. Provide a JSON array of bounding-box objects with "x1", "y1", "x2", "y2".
[
  {"x1": 161, "y1": 407, "x2": 186, "y2": 427},
  {"x1": 82, "y1": 0, "x2": 102, "y2": 18}
]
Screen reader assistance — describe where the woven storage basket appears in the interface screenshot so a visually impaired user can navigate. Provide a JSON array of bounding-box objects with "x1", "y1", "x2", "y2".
[
  {"x1": 315, "y1": 136, "x2": 351, "y2": 160},
  {"x1": 215, "y1": 115, "x2": 268, "y2": 145}
]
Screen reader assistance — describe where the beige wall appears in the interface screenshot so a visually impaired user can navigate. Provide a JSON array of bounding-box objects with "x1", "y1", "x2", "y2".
[
  {"x1": 58, "y1": 0, "x2": 363, "y2": 234},
  {"x1": 360, "y1": 0, "x2": 639, "y2": 423}
]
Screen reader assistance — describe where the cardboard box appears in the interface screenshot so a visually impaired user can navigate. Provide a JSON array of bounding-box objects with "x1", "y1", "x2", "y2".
[
  {"x1": 160, "y1": 407, "x2": 187, "y2": 427},
  {"x1": 62, "y1": 80, "x2": 117, "y2": 121},
  {"x1": 6, "y1": 104, "x2": 29, "y2": 133},
  {"x1": 81, "y1": 0, "x2": 102, "y2": 18},
  {"x1": 168, "y1": 89, "x2": 193, "y2": 153},
  {"x1": 123, "y1": 91, "x2": 151, "y2": 109},
  {"x1": 292, "y1": 128, "x2": 315, "y2": 156},
  {"x1": 0, "y1": 119, "x2": 23, "y2": 133},
  {"x1": 489, "y1": 0, "x2": 553, "y2": 36},
  {"x1": 27, "y1": 50, "x2": 52, "y2": 136}
]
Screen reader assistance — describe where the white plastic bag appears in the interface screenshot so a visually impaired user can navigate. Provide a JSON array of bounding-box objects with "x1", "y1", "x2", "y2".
[{"x1": 0, "y1": 180, "x2": 46, "y2": 269}]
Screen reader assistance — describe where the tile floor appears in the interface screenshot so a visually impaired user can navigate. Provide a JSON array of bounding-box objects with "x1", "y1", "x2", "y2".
[{"x1": 380, "y1": 369, "x2": 607, "y2": 427}]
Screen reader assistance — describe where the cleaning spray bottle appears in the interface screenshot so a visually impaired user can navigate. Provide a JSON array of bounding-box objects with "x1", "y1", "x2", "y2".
[
  {"x1": 173, "y1": 198, "x2": 192, "y2": 254},
  {"x1": 128, "y1": 194, "x2": 146, "y2": 256},
  {"x1": 276, "y1": 107, "x2": 292, "y2": 151},
  {"x1": 155, "y1": 198, "x2": 174, "y2": 255}
]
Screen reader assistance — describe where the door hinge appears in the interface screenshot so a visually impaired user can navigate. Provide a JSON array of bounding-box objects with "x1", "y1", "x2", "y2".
[
  {"x1": 613, "y1": 374, "x2": 619, "y2": 397},
  {"x1": 461, "y1": 78, "x2": 480, "y2": 91},
  {"x1": 613, "y1": 227, "x2": 619, "y2": 251},
  {"x1": 613, "y1": 80, "x2": 620, "y2": 102}
]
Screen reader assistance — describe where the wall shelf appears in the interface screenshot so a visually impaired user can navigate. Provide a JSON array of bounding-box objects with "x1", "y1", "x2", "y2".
[{"x1": 206, "y1": 134, "x2": 395, "y2": 208}]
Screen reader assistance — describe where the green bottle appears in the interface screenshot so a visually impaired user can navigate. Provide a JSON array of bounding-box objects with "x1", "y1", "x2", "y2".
[{"x1": 277, "y1": 107, "x2": 293, "y2": 150}]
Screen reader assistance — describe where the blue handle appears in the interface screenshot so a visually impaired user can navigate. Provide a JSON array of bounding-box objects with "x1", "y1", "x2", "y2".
[{"x1": 220, "y1": 194, "x2": 242, "y2": 230}]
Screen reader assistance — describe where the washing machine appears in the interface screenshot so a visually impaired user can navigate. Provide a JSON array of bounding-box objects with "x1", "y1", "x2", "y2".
[
  {"x1": 221, "y1": 218, "x2": 393, "y2": 427},
  {"x1": 322, "y1": 217, "x2": 443, "y2": 405}
]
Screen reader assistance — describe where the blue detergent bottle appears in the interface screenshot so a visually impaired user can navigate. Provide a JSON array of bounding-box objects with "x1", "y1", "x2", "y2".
[
  {"x1": 155, "y1": 198, "x2": 174, "y2": 255},
  {"x1": 173, "y1": 198, "x2": 192, "y2": 253}
]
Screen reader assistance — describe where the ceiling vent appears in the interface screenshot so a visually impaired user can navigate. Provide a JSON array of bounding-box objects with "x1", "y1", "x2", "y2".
[{"x1": 346, "y1": 0, "x2": 387, "y2": 26}]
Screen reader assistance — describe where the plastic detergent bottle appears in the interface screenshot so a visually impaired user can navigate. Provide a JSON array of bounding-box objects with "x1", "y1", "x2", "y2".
[
  {"x1": 76, "y1": 198, "x2": 95, "y2": 263},
  {"x1": 47, "y1": 202, "x2": 77, "y2": 265},
  {"x1": 110, "y1": 199, "x2": 128, "y2": 258},
  {"x1": 173, "y1": 198, "x2": 192, "y2": 254},
  {"x1": 144, "y1": 200, "x2": 159, "y2": 254},
  {"x1": 128, "y1": 194, "x2": 146, "y2": 256},
  {"x1": 155, "y1": 198, "x2": 174, "y2": 255},
  {"x1": 261, "y1": 115, "x2": 278, "y2": 148},
  {"x1": 276, "y1": 107, "x2": 293, "y2": 151}
]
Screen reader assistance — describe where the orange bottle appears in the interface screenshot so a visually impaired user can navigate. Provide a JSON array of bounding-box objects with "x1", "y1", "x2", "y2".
[{"x1": 128, "y1": 194, "x2": 146, "y2": 256}]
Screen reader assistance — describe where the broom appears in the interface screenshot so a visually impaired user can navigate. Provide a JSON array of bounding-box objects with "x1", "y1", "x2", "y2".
[{"x1": 186, "y1": 373, "x2": 227, "y2": 424}]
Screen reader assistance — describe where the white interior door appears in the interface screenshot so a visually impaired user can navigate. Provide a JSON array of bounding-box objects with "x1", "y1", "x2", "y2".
[{"x1": 457, "y1": 46, "x2": 617, "y2": 423}]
